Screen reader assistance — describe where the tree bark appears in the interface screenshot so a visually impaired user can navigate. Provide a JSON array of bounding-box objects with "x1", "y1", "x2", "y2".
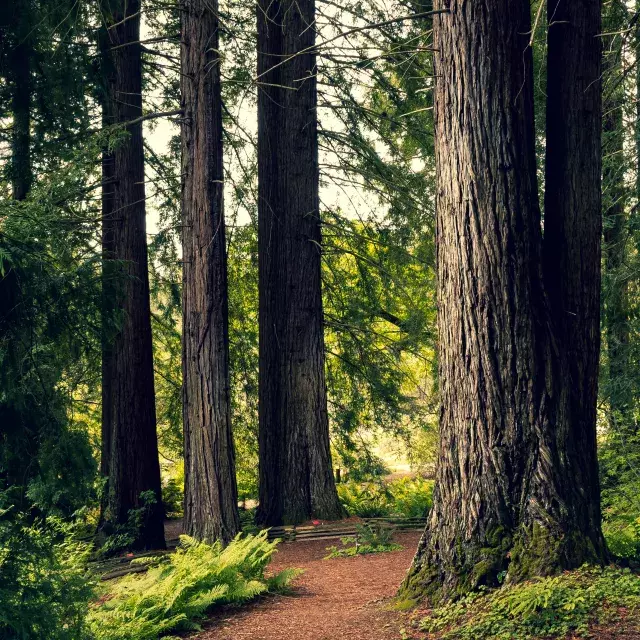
[
  {"x1": 256, "y1": 0, "x2": 342, "y2": 525},
  {"x1": 401, "y1": 0, "x2": 606, "y2": 602},
  {"x1": 99, "y1": 18, "x2": 116, "y2": 488},
  {"x1": 543, "y1": 0, "x2": 604, "y2": 533},
  {"x1": 100, "y1": 0, "x2": 165, "y2": 550},
  {"x1": 180, "y1": 0, "x2": 240, "y2": 544}
]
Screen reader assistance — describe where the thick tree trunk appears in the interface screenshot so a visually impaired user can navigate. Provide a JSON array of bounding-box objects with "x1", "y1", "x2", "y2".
[
  {"x1": 100, "y1": 0, "x2": 165, "y2": 550},
  {"x1": 180, "y1": 0, "x2": 240, "y2": 544},
  {"x1": 256, "y1": 0, "x2": 342, "y2": 525},
  {"x1": 10, "y1": 40, "x2": 31, "y2": 201},
  {"x1": 401, "y1": 0, "x2": 606, "y2": 602},
  {"x1": 543, "y1": 0, "x2": 605, "y2": 538}
]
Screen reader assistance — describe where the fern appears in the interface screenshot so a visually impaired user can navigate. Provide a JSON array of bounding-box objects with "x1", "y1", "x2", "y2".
[
  {"x1": 421, "y1": 565, "x2": 640, "y2": 639},
  {"x1": 89, "y1": 531, "x2": 300, "y2": 640}
]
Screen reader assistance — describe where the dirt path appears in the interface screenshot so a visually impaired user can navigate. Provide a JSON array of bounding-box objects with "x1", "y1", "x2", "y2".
[{"x1": 196, "y1": 530, "x2": 422, "y2": 640}]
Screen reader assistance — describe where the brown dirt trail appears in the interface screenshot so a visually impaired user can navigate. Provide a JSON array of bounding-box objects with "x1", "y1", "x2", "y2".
[{"x1": 195, "y1": 530, "x2": 422, "y2": 640}]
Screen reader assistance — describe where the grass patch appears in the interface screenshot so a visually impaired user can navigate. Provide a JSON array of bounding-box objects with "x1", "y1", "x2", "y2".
[
  {"x1": 88, "y1": 530, "x2": 301, "y2": 640},
  {"x1": 419, "y1": 565, "x2": 640, "y2": 639}
]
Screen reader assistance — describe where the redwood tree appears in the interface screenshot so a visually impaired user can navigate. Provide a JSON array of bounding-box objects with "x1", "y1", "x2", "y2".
[
  {"x1": 99, "y1": 0, "x2": 165, "y2": 550},
  {"x1": 401, "y1": 0, "x2": 606, "y2": 601},
  {"x1": 256, "y1": 0, "x2": 342, "y2": 525},
  {"x1": 180, "y1": 0, "x2": 240, "y2": 543}
]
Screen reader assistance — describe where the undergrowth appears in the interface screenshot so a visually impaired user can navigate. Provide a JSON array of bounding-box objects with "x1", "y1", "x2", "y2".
[
  {"x1": 337, "y1": 476, "x2": 433, "y2": 519},
  {"x1": 88, "y1": 530, "x2": 301, "y2": 640},
  {"x1": 325, "y1": 522, "x2": 402, "y2": 558},
  {"x1": 0, "y1": 503, "x2": 94, "y2": 640},
  {"x1": 419, "y1": 565, "x2": 640, "y2": 639}
]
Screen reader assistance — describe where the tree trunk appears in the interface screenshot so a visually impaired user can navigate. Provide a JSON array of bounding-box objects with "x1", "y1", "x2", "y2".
[
  {"x1": 256, "y1": 0, "x2": 342, "y2": 525},
  {"x1": 100, "y1": 0, "x2": 165, "y2": 550},
  {"x1": 543, "y1": 0, "x2": 605, "y2": 535},
  {"x1": 401, "y1": 0, "x2": 606, "y2": 602},
  {"x1": 10, "y1": 40, "x2": 31, "y2": 201},
  {"x1": 180, "y1": 0, "x2": 240, "y2": 544},
  {"x1": 99, "y1": 18, "x2": 116, "y2": 488}
]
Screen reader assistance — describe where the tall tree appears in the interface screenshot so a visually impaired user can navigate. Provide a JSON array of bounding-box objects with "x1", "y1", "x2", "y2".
[
  {"x1": 543, "y1": 0, "x2": 604, "y2": 529},
  {"x1": 180, "y1": 0, "x2": 240, "y2": 543},
  {"x1": 401, "y1": 0, "x2": 606, "y2": 601},
  {"x1": 256, "y1": 0, "x2": 342, "y2": 525},
  {"x1": 99, "y1": 0, "x2": 165, "y2": 549},
  {"x1": 98, "y1": 9, "x2": 117, "y2": 493},
  {"x1": 1, "y1": 0, "x2": 33, "y2": 200}
]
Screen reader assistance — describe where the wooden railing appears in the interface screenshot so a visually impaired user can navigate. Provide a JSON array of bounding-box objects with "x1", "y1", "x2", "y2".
[
  {"x1": 266, "y1": 516, "x2": 427, "y2": 542},
  {"x1": 91, "y1": 517, "x2": 426, "y2": 580}
]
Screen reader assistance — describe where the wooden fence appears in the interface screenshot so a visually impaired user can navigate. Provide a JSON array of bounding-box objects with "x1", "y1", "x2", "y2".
[{"x1": 92, "y1": 516, "x2": 426, "y2": 581}]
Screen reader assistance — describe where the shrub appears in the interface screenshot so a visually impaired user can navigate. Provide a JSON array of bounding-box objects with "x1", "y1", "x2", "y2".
[
  {"x1": 161, "y1": 478, "x2": 183, "y2": 518},
  {"x1": 239, "y1": 506, "x2": 259, "y2": 534},
  {"x1": 325, "y1": 523, "x2": 402, "y2": 559},
  {"x1": 0, "y1": 503, "x2": 94, "y2": 640},
  {"x1": 599, "y1": 430, "x2": 640, "y2": 561},
  {"x1": 420, "y1": 565, "x2": 640, "y2": 639},
  {"x1": 388, "y1": 476, "x2": 433, "y2": 518},
  {"x1": 337, "y1": 476, "x2": 433, "y2": 518},
  {"x1": 99, "y1": 490, "x2": 161, "y2": 557},
  {"x1": 337, "y1": 481, "x2": 394, "y2": 517},
  {"x1": 88, "y1": 530, "x2": 301, "y2": 640}
]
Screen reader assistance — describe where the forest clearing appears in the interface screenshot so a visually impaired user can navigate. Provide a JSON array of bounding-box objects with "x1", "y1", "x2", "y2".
[{"x1": 3, "y1": 0, "x2": 640, "y2": 638}]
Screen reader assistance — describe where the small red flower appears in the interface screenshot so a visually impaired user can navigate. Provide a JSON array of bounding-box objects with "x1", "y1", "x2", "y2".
[{"x1": 312, "y1": 520, "x2": 321, "y2": 526}]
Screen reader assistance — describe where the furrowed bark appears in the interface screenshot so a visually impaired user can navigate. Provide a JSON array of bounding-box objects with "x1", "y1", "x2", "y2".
[
  {"x1": 99, "y1": 18, "x2": 116, "y2": 489},
  {"x1": 400, "y1": 0, "x2": 605, "y2": 603},
  {"x1": 543, "y1": 0, "x2": 606, "y2": 551},
  {"x1": 100, "y1": 0, "x2": 165, "y2": 550},
  {"x1": 256, "y1": 0, "x2": 342, "y2": 525},
  {"x1": 181, "y1": 0, "x2": 240, "y2": 544}
]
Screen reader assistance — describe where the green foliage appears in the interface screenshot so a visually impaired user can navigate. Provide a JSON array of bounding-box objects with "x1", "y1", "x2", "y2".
[
  {"x1": 420, "y1": 566, "x2": 640, "y2": 639},
  {"x1": 599, "y1": 430, "x2": 640, "y2": 561},
  {"x1": 338, "y1": 481, "x2": 394, "y2": 517},
  {"x1": 99, "y1": 491, "x2": 162, "y2": 557},
  {"x1": 161, "y1": 478, "x2": 183, "y2": 518},
  {"x1": 0, "y1": 140, "x2": 105, "y2": 514},
  {"x1": 325, "y1": 523, "x2": 402, "y2": 558},
  {"x1": 88, "y1": 531, "x2": 301, "y2": 640},
  {"x1": 0, "y1": 498, "x2": 94, "y2": 640},
  {"x1": 337, "y1": 476, "x2": 433, "y2": 518},
  {"x1": 239, "y1": 507, "x2": 259, "y2": 535}
]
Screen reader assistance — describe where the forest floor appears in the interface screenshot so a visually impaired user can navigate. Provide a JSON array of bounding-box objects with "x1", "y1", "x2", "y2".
[
  {"x1": 193, "y1": 529, "x2": 422, "y2": 640},
  {"x1": 181, "y1": 524, "x2": 640, "y2": 640}
]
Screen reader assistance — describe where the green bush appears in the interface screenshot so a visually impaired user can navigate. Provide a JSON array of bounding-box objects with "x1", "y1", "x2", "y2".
[
  {"x1": 388, "y1": 476, "x2": 433, "y2": 518},
  {"x1": 161, "y1": 478, "x2": 183, "y2": 518},
  {"x1": 337, "y1": 476, "x2": 433, "y2": 518},
  {"x1": 99, "y1": 491, "x2": 161, "y2": 557},
  {"x1": 337, "y1": 481, "x2": 394, "y2": 517},
  {"x1": 0, "y1": 504, "x2": 94, "y2": 640},
  {"x1": 239, "y1": 506, "x2": 259, "y2": 534},
  {"x1": 599, "y1": 432, "x2": 640, "y2": 561},
  {"x1": 325, "y1": 523, "x2": 402, "y2": 558},
  {"x1": 88, "y1": 530, "x2": 301, "y2": 640},
  {"x1": 420, "y1": 565, "x2": 640, "y2": 639}
]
